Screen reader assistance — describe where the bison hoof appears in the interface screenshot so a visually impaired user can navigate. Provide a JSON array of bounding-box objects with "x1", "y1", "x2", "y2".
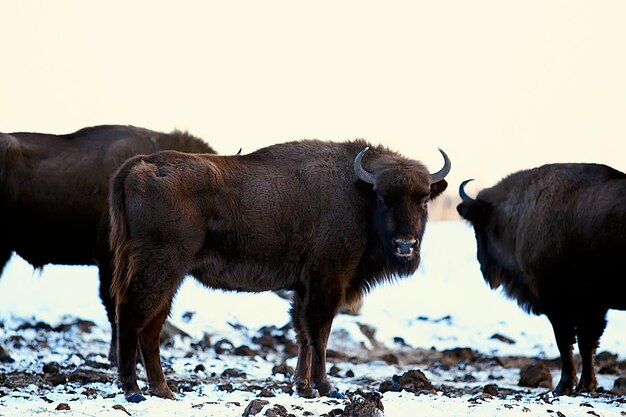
[
  {"x1": 297, "y1": 387, "x2": 320, "y2": 398},
  {"x1": 313, "y1": 381, "x2": 334, "y2": 397},
  {"x1": 552, "y1": 384, "x2": 574, "y2": 396},
  {"x1": 0, "y1": 355, "x2": 15, "y2": 364},
  {"x1": 575, "y1": 381, "x2": 598, "y2": 393},
  {"x1": 295, "y1": 385, "x2": 319, "y2": 398},
  {"x1": 149, "y1": 387, "x2": 176, "y2": 400},
  {"x1": 326, "y1": 390, "x2": 346, "y2": 399},
  {"x1": 125, "y1": 392, "x2": 146, "y2": 403}
]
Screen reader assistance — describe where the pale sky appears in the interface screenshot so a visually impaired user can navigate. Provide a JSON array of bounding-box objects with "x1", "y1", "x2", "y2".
[{"x1": 2, "y1": 1, "x2": 625, "y2": 193}]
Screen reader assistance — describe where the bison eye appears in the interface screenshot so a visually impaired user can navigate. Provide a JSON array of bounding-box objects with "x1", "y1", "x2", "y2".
[
  {"x1": 422, "y1": 199, "x2": 430, "y2": 209},
  {"x1": 377, "y1": 196, "x2": 385, "y2": 206}
]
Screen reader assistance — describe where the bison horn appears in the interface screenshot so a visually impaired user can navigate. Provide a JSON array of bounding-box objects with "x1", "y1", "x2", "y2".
[
  {"x1": 429, "y1": 149, "x2": 451, "y2": 183},
  {"x1": 459, "y1": 179, "x2": 475, "y2": 202},
  {"x1": 354, "y1": 147, "x2": 377, "y2": 185}
]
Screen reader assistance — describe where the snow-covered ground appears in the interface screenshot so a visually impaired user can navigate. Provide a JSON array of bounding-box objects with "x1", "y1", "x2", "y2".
[{"x1": 1, "y1": 221, "x2": 624, "y2": 416}]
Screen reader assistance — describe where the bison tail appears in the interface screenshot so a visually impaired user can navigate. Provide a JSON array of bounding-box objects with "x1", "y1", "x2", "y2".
[{"x1": 109, "y1": 158, "x2": 139, "y2": 305}]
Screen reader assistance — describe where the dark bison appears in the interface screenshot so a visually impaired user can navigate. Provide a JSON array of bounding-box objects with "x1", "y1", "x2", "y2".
[
  {"x1": 109, "y1": 139, "x2": 450, "y2": 402},
  {"x1": 457, "y1": 163, "x2": 626, "y2": 394},
  {"x1": 0, "y1": 125, "x2": 215, "y2": 363}
]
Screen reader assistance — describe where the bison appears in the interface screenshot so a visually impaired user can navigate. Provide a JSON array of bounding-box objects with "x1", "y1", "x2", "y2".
[
  {"x1": 457, "y1": 163, "x2": 626, "y2": 394},
  {"x1": 109, "y1": 139, "x2": 450, "y2": 402},
  {"x1": 0, "y1": 125, "x2": 215, "y2": 363}
]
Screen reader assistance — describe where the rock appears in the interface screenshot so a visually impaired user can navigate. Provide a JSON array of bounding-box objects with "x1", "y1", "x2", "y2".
[
  {"x1": 325, "y1": 349, "x2": 348, "y2": 360},
  {"x1": 42, "y1": 362, "x2": 60, "y2": 374},
  {"x1": 612, "y1": 376, "x2": 626, "y2": 395},
  {"x1": 343, "y1": 389, "x2": 384, "y2": 417},
  {"x1": 483, "y1": 384, "x2": 500, "y2": 396},
  {"x1": 234, "y1": 345, "x2": 258, "y2": 357},
  {"x1": 182, "y1": 311, "x2": 195, "y2": 322},
  {"x1": 340, "y1": 298, "x2": 364, "y2": 316},
  {"x1": 55, "y1": 403, "x2": 71, "y2": 411},
  {"x1": 222, "y1": 368, "x2": 246, "y2": 378},
  {"x1": 17, "y1": 321, "x2": 53, "y2": 331},
  {"x1": 442, "y1": 347, "x2": 476, "y2": 364},
  {"x1": 50, "y1": 373, "x2": 68, "y2": 386},
  {"x1": 112, "y1": 404, "x2": 131, "y2": 416},
  {"x1": 596, "y1": 351, "x2": 619, "y2": 374},
  {"x1": 393, "y1": 337, "x2": 410, "y2": 347},
  {"x1": 519, "y1": 362, "x2": 553, "y2": 389},
  {"x1": 71, "y1": 319, "x2": 95, "y2": 333},
  {"x1": 272, "y1": 364, "x2": 294, "y2": 378},
  {"x1": 282, "y1": 339, "x2": 299, "y2": 357},
  {"x1": 379, "y1": 369, "x2": 434, "y2": 394},
  {"x1": 214, "y1": 339, "x2": 235, "y2": 355},
  {"x1": 358, "y1": 323, "x2": 381, "y2": 349},
  {"x1": 258, "y1": 387, "x2": 275, "y2": 397},
  {"x1": 67, "y1": 369, "x2": 109, "y2": 384},
  {"x1": 192, "y1": 333, "x2": 212, "y2": 351},
  {"x1": 242, "y1": 399, "x2": 270, "y2": 416},
  {"x1": 396, "y1": 369, "x2": 432, "y2": 388},
  {"x1": 264, "y1": 404, "x2": 291, "y2": 417},
  {"x1": 160, "y1": 321, "x2": 191, "y2": 347},
  {"x1": 380, "y1": 353, "x2": 399, "y2": 365},
  {"x1": 328, "y1": 366, "x2": 341, "y2": 376},
  {"x1": 490, "y1": 333, "x2": 516, "y2": 344}
]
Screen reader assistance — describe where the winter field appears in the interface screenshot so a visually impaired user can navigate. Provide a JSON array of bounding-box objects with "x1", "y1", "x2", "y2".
[{"x1": 0, "y1": 221, "x2": 624, "y2": 416}]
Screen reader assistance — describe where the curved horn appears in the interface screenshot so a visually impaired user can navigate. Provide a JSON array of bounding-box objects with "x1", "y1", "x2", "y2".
[
  {"x1": 429, "y1": 149, "x2": 451, "y2": 183},
  {"x1": 354, "y1": 147, "x2": 376, "y2": 185},
  {"x1": 459, "y1": 179, "x2": 475, "y2": 202}
]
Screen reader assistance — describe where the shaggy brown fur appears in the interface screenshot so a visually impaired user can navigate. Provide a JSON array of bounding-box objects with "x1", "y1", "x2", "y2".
[
  {"x1": 458, "y1": 163, "x2": 626, "y2": 394},
  {"x1": 109, "y1": 139, "x2": 450, "y2": 402},
  {"x1": 0, "y1": 125, "x2": 215, "y2": 363}
]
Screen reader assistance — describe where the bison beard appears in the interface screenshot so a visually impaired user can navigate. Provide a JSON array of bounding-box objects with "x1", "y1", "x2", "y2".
[
  {"x1": 0, "y1": 125, "x2": 215, "y2": 365},
  {"x1": 457, "y1": 163, "x2": 626, "y2": 395},
  {"x1": 109, "y1": 139, "x2": 450, "y2": 402}
]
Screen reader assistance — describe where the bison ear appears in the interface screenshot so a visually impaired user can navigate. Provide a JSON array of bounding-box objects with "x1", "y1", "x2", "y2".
[
  {"x1": 354, "y1": 179, "x2": 374, "y2": 194},
  {"x1": 457, "y1": 199, "x2": 488, "y2": 224},
  {"x1": 429, "y1": 180, "x2": 448, "y2": 199}
]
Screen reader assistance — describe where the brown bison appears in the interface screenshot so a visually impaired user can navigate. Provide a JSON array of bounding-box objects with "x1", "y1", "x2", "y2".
[
  {"x1": 0, "y1": 125, "x2": 215, "y2": 363},
  {"x1": 109, "y1": 139, "x2": 450, "y2": 402},
  {"x1": 457, "y1": 163, "x2": 626, "y2": 394}
]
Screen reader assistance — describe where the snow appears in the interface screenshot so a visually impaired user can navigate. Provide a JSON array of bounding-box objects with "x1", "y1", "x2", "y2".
[{"x1": 1, "y1": 221, "x2": 625, "y2": 416}]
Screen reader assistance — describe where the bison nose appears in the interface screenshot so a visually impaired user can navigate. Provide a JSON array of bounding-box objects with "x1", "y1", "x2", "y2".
[{"x1": 392, "y1": 236, "x2": 418, "y2": 257}]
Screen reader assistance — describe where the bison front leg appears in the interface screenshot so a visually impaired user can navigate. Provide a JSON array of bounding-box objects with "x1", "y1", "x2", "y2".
[
  {"x1": 303, "y1": 289, "x2": 343, "y2": 398},
  {"x1": 575, "y1": 309, "x2": 607, "y2": 393},
  {"x1": 95, "y1": 254, "x2": 119, "y2": 365},
  {"x1": 291, "y1": 292, "x2": 315, "y2": 397},
  {"x1": 547, "y1": 313, "x2": 578, "y2": 395}
]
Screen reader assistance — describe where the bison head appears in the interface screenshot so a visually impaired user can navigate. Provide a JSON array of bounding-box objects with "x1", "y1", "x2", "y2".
[
  {"x1": 354, "y1": 147, "x2": 450, "y2": 273},
  {"x1": 457, "y1": 179, "x2": 517, "y2": 293}
]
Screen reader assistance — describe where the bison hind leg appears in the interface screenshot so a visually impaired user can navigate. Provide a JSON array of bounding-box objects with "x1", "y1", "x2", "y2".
[
  {"x1": 575, "y1": 309, "x2": 608, "y2": 393},
  {"x1": 140, "y1": 303, "x2": 176, "y2": 400},
  {"x1": 115, "y1": 261, "x2": 185, "y2": 402}
]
